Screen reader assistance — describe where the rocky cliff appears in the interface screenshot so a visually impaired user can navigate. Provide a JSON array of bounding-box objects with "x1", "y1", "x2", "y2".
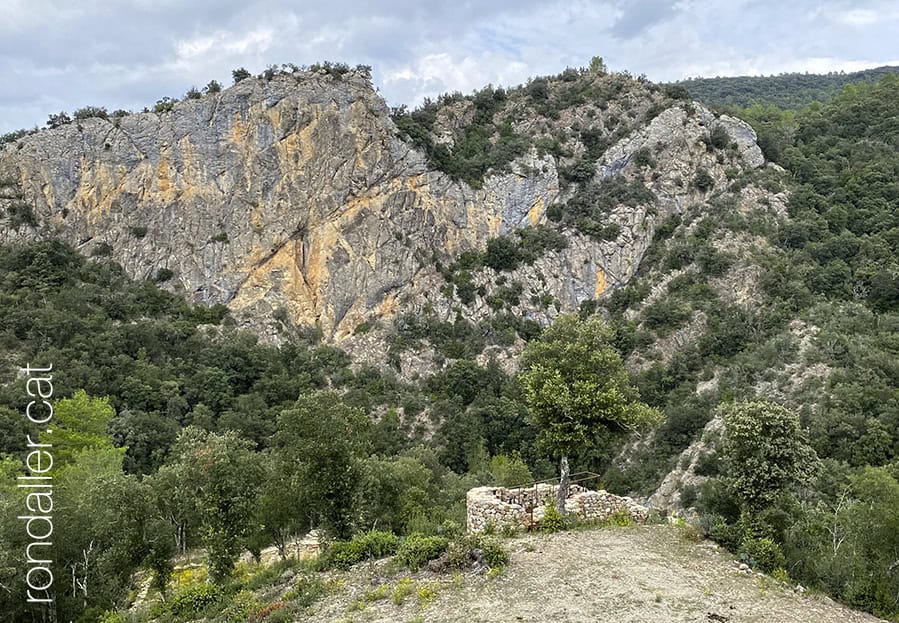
[{"x1": 0, "y1": 66, "x2": 774, "y2": 376}]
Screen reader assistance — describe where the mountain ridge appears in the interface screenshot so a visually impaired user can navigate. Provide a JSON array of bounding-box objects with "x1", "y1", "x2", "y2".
[{"x1": 0, "y1": 64, "x2": 774, "y2": 381}]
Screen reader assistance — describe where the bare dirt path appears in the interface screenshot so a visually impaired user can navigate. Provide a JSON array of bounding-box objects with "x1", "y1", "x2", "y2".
[{"x1": 305, "y1": 525, "x2": 886, "y2": 623}]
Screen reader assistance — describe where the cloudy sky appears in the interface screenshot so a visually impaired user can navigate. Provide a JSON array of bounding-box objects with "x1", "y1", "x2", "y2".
[{"x1": 2, "y1": 0, "x2": 898, "y2": 133}]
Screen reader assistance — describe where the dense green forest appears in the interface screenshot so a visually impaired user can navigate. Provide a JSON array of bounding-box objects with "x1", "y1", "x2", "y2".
[
  {"x1": 605, "y1": 74, "x2": 899, "y2": 619},
  {"x1": 0, "y1": 239, "x2": 554, "y2": 622},
  {"x1": 672, "y1": 65, "x2": 899, "y2": 109}
]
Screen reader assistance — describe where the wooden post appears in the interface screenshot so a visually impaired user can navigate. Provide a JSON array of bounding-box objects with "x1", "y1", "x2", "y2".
[{"x1": 557, "y1": 456, "x2": 570, "y2": 516}]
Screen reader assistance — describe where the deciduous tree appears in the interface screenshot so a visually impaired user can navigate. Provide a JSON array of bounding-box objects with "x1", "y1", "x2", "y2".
[{"x1": 520, "y1": 314, "x2": 660, "y2": 513}]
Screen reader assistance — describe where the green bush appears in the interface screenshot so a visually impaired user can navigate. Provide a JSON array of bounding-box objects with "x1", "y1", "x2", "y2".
[
  {"x1": 693, "y1": 167, "x2": 715, "y2": 191},
  {"x1": 74, "y1": 106, "x2": 109, "y2": 121},
  {"x1": 97, "y1": 612, "x2": 125, "y2": 623},
  {"x1": 632, "y1": 146, "x2": 655, "y2": 168},
  {"x1": 154, "y1": 267, "x2": 175, "y2": 282},
  {"x1": 7, "y1": 201, "x2": 37, "y2": 229},
  {"x1": 166, "y1": 583, "x2": 224, "y2": 618},
  {"x1": 484, "y1": 236, "x2": 522, "y2": 271},
  {"x1": 220, "y1": 589, "x2": 261, "y2": 623},
  {"x1": 396, "y1": 533, "x2": 449, "y2": 570},
  {"x1": 541, "y1": 502, "x2": 567, "y2": 533},
  {"x1": 709, "y1": 125, "x2": 730, "y2": 150},
  {"x1": 154, "y1": 97, "x2": 177, "y2": 113},
  {"x1": 446, "y1": 534, "x2": 509, "y2": 570},
  {"x1": 284, "y1": 574, "x2": 327, "y2": 607},
  {"x1": 739, "y1": 536, "x2": 786, "y2": 573},
  {"x1": 91, "y1": 242, "x2": 113, "y2": 257},
  {"x1": 320, "y1": 530, "x2": 399, "y2": 570},
  {"x1": 479, "y1": 537, "x2": 510, "y2": 568}
]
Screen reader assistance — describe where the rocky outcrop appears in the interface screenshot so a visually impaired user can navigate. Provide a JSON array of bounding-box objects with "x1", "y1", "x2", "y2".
[
  {"x1": 0, "y1": 70, "x2": 557, "y2": 341},
  {"x1": 0, "y1": 68, "x2": 773, "y2": 366},
  {"x1": 646, "y1": 416, "x2": 723, "y2": 513}
]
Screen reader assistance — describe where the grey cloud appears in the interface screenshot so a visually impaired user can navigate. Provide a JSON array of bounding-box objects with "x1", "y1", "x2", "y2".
[
  {"x1": 1, "y1": 0, "x2": 897, "y2": 133},
  {"x1": 610, "y1": 0, "x2": 680, "y2": 39}
]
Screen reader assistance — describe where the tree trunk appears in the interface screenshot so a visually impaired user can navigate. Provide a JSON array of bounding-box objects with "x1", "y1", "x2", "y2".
[
  {"x1": 557, "y1": 455, "x2": 570, "y2": 516},
  {"x1": 273, "y1": 528, "x2": 287, "y2": 561}
]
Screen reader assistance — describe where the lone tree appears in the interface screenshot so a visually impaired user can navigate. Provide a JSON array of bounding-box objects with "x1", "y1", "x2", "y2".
[
  {"x1": 720, "y1": 400, "x2": 818, "y2": 514},
  {"x1": 274, "y1": 391, "x2": 370, "y2": 539},
  {"x1": 164, "y1": 428, "x2": 262, "y2": 582},
  {"x1": 232, "y1": 67, "x2": 251, "y2": 83},
  {"x1": 520, "y1": 314, "x2": 661, "y2": 514}
]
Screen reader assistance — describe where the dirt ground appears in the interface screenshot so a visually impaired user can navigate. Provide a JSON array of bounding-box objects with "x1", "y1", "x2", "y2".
[{"x1": 303, "y1": 525, "x2": 886, "y2": 623}]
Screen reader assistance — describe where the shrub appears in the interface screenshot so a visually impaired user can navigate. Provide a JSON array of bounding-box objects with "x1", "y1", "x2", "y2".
[
  {"x1": 129, "y1": 226, "x2": 148, "y2": 238},
  {"x1": 221, "y1": 590, "x2": 262, "y2": 622},
  {"x1": 396, "y1": 533, "x2": 449, "y2": 570},
  {"x1": 154, "y1": 267, "x2": 175, "y2": 282},
  {"x1": 739, "y1": 536, "x2": 786, "y2": 573},
  {"x1": 92, "y1": 242, "x2": 114, "y2": 257},
  {"x1": 74, "y1": 106, "x2": 109, "y2": 121},
  {"x1": 517, "y1": 225, "x2": 568, "y2": 257},
  {"x1": 709, "y1": 125, "x2": 730, "y2": 150},
  {"x1": 447, "y1": 534, "x2": 509, "y2": 570},
  {"x1": 232, "y1": 67, "x2": 251, "y2": 83},
  {"x1": 154, "y1": 97, "x2": 178, "y2": 114},
  {"x1": 205, "y1": 80, "x2": 223, "y2": 94},
  {"x1": 166, "y1": 583, "x2": 224, "y2": 617},
  {"x1": 694, "y1": 168, "x2": 714, "y2": 192},
  {"x1": 436, "y1": 519, "x2": 464, "y2": 540},
  {"x1": 632, "y1": 146, "x2": 655, "y2": 168},
  {"x1": 694, "y1": 451, "x2": 720, "y2": 476},
  {"x1": 664, "y1": 84, "x2": 690, "y2": 100},
  {"x1": 1, "y1": 128, "x2": 28, "y2": 143},
  {"x1": 417, "y1": 581, "x2": 439, "y2": 607},
  {"x1": 308, "y1": 61, "x2": 352, "y2": 78},
  {"x1": 541, "y1": 502, "x2": 567, "y2": 533},
  {"x1": 392, "y1": 578, "x2": 415, "y2": 605},
  {"x1": 771, "y1": 567, "x2": 790, "y2": 583},
  {"x1": 527, "y1": 78, "x2": 549, "y2": 101},
  {"x1": 484, "y1": 236, "x2": 522, "y2": 271},
  {"x1": 365, "y1": 583, "x2": 391, "y2": 602},
  {"x1": 478, "y1": 537, "x2": 510, "y2": 568},
  {"x1": 319, "y1": 530, "x2": 399, "y2": 570},
  {"x1": 283, "y1": 574, "x2": 326, "y2": 607},
  {"x1": 679, "y1": 484, "x2": 698, "y2": 508},
  {"x1": 607, "y1": 507, "x2": 633, "y2": 527},
  {"x1": 489, "y1": 453, "x2": 533, "y2": 488},
  {"x1": 7, "y1": 201, "x2": 37, "y2": 229},
  {"x1": 47, "y1": 111, "x2": 72, "y2": 128}
]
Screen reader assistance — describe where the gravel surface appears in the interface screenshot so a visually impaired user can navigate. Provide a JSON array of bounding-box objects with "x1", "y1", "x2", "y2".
[{"x1": 304, "y1": 525, "x2": 886, "y2": 623}]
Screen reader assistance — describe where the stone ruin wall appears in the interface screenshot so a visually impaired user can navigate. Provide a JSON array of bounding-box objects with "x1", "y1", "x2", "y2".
[{"x1": 466, "y1": 483, "x2": 650, "y2": 533}]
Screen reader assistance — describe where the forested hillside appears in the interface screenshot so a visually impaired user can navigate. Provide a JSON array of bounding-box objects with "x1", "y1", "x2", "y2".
[
  {"x1": 607, "y1": 73, "x2": 899, "y2": 619},
  {"x1": 673, "y1": 65, "x2": 899, "y2": 109}
]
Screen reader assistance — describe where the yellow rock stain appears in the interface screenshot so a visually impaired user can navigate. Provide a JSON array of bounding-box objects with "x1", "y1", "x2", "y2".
[
  {"x1": 594, "y1": 268, "x2": 608, "y2": 298},
  {"x1": 232, "y1": 186, "x2": 382, "y2": 328},
  {"x1": 528, "y1": 198, "x2": 545, "y2": 226}
]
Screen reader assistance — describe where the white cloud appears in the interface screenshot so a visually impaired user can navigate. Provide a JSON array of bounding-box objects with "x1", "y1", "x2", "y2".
[
  {"x1": 840, "y1": 9, "x2": 879, "y2": 26},
  {"x1": 1, "y1": 0, "x2": 898, "y2": 133}
]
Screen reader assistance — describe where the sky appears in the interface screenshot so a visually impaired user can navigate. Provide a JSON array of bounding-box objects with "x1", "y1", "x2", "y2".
[{"x1": 2, "y1": 0, "x2": 899, "y2": 133}]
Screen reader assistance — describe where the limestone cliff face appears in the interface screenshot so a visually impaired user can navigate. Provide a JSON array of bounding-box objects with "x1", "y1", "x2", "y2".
[
  {"x1": 0, "y1": 70, "x2": 559, "y2": 341},
  {"x1": 0, "y1": 68, "x2": 771, "y2": 360}
]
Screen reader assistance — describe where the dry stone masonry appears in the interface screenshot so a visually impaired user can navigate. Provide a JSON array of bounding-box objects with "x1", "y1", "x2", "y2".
[{"x1": 467, "y1": 484, "x2": 649, "y2": 533}]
